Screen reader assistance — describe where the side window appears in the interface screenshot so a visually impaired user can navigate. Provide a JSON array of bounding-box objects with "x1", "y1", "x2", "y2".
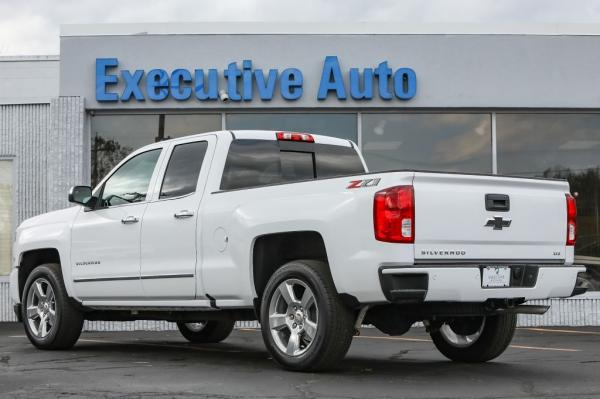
[
  {"x1": 160, "y1": 141, "x2": 208, "y2": 199},
  {"x1": 220, "y1": 140, "x2": 282, "y2": 190},
  {"x1": 100, "y1": 149, "x2": 161, "y2": 207}
]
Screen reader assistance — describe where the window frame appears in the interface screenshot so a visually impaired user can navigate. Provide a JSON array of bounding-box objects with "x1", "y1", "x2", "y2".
[{"x1": 0, "y1": 156, "x2": 16, "y2": 276}]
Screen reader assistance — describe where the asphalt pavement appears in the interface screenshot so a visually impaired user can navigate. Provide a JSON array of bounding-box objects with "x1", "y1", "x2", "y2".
[{"x1": 0, "y1": 322, "x2": 599, "y2": 398}]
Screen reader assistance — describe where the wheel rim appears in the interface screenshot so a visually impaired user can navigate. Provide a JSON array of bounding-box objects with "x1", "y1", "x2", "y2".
[
  {"x1": 268, "y1": 278, "x2": 318, "y2": 357},
  {"x1": 26, "y1": 278, "x2": 56, "y2": 339},
  {"x1": 185, "y1": 322, "x2": 207, "y2": 332},
  {"x1": 439, "y1": 318, "x2": 486, "y2": 348}
]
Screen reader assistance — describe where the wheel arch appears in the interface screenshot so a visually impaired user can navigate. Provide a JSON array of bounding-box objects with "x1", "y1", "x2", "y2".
[
  {"x1": 251, "y1": 231, "x2": 332, "y2": 305},
  {"x1": 18, "y1": 248, "x2": 61, "y2": 300}
]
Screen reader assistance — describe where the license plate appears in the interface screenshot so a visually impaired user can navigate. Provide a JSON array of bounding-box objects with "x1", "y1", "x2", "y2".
[{"x1": 482, "y1": 266, "x2": 511, "y2": 288}]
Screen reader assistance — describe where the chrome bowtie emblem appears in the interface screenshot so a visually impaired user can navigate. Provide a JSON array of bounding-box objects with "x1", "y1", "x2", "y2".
[{"x1": 485, "y1": 216, "x2": 512, "y2": 230}]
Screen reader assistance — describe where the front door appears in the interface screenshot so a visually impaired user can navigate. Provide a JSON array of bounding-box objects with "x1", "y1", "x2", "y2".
[
  {"x1": 140, "y1": 136, "x2": 215, "y2": 299},
  {"x1": 71, "y1": 148, "x2": 163, "y2": 300}
]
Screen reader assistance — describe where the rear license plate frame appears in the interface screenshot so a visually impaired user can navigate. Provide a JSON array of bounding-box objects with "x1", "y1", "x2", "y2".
[{"x1": 481, "y1": 266, "x2": 511, "y2": 288}]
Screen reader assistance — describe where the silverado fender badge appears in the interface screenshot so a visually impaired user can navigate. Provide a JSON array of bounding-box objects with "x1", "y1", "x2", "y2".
[
  {"x1": 347, "y1": 178, "x2": 381, "y2": 189},
  {"x1": 485, "y1": 216, "x2": 512, "y2": 230}
]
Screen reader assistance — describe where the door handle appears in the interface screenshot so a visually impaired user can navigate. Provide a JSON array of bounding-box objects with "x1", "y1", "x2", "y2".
[
  {"x1": 174, "y1": 210, "x2": 195, "y2": 219},
  {"x1": 121, "y1": 216, "x2": 139, "y2": 224}
]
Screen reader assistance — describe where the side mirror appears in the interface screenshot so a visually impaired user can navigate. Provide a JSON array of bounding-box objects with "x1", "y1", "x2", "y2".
[{"x1": 68, "y1": 186, "x2": 93, "y2": 206}]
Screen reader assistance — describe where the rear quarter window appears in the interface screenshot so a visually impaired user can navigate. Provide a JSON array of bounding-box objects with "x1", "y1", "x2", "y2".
[{"x1": 220, "y1": 139, "x2": 365, "y2": 190}]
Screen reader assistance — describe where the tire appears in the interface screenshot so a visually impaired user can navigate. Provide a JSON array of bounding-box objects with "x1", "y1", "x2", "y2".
[
  {"x1": 176, "y1": 320, "x2": 235, "y2": 343},
  {"x1": 430, "y1": 314, "x2": 517, "y2": 362},
  {"x1": 260, "y1": 260, "x2": 355, "y2": 371},
  {"x1": 21, "y1": 263, "x2": 84, "y2": 350}
]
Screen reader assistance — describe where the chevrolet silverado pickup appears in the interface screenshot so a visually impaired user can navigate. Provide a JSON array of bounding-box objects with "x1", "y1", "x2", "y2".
[{"x1": 9, "y1": 130, "x2": 586, "y2": 371}]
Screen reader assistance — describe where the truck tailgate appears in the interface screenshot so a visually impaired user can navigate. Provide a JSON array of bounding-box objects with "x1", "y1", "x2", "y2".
[{"x1": 412, "y1": 172, "x2": 570, "y2": 263}]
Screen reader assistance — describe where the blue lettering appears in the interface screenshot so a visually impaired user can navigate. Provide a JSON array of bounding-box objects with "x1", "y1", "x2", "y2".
[
  {"x1": 93, "y1": 57, "x2": 415, "y2": 103},
  {"x1": 280, "y1": 68, "x2": 303, "y2": 100},
  {"x1": 393, "y1": 68, "x2": 417, "y2": 100},
  {"x1": 242, "y1": 60, "x2": 253, "y2": 101},
  {"x1": 374, "y1": 61, "x2": 393, "y2": 100},
  {"x1": 254, "y1": 69, "x2": 278, "y2": 100},
  {"x1": 194, "y1": 69, "x2": 218, "y2": 100},
  {"x1": 96, "y1": 58, "x2": 119, "y2": 102},
  {"x1": 349, "y1": 68, "x2": 373, "y2": 100},
  {"x1": 171, "y1": 69, "x2": 192, "y2": 101},
  {"x1": 146, "y1": 69, "x2": 169, "y2": 101},
  {"x1": 121, "y1": 70, "x2": 144, "y2": 101},
  {"x1": 318, "y1": 56, "x2": 346, "y2": 100},
  {"x1": 224, "y1": 62, "x2": 242, "y2": 101}
]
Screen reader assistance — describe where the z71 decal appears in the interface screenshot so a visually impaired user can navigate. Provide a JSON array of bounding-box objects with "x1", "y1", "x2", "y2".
[{"x1": 347, "y1": 178, "x2": 381, "y2": 189}]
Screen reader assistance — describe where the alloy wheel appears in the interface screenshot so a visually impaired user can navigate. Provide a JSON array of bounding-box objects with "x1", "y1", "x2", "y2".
[
  {"x1": 26, "y1": 278, "x2": 56, "y2": 338},
  {"x1": 268, "y1": 278, "x2": 319, "y2": 357}
]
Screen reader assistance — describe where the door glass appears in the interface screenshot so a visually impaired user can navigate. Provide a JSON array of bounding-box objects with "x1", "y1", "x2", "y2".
[
  {"x1": 101, "y1": 149, "x2": 161, "y2": 207},
  {"x1": 0, "y1": 160, "x2": 12, "y2": 275},
  {"x1": 160, "y1": 141, "x2": 208, "y2": 199}
]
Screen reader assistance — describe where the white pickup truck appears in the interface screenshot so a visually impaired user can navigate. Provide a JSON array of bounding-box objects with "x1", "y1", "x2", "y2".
[{"x1": 10, "y1": 130, "x2": 586, "y2": 371}]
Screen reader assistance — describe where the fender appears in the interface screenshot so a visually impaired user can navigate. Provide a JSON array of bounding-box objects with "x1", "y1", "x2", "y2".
[{"x1": 14, "y1": 206, "x2": 81, "y2": 302}]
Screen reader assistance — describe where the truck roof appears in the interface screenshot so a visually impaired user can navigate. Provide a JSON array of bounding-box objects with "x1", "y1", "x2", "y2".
[{"x1": 148, "y1": 130, "x2": 355, "y2": 148}]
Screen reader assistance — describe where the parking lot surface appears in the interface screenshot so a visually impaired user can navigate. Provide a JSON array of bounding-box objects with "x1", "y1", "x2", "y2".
[{"x1": 1, "y1": 322, "x2": 599, "y2": 398}]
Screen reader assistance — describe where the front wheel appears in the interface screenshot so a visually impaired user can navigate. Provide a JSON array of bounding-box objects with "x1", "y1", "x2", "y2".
[
  {"x1": 176, "y1": 320, "x2": 235, "y2": 343},
  {"x1": 430, "y1": 314, "x2": 517, "y2": 362},
  {"x1": 260, "y1": 260, "x2": 355, "y2": 371},
  {"x1": 21, "y1": 263, "x2": 84, "y2": 350}
]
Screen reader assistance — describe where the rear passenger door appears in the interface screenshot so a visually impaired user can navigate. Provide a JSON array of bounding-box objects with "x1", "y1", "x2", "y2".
[{"x1": 140, "y1": 136, "x2": 215, "y2": 300}]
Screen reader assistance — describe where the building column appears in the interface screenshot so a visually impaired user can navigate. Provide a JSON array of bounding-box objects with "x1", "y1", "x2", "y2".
[{"x1": 47, "y1": 97, "x2": 89, "y2": 211}]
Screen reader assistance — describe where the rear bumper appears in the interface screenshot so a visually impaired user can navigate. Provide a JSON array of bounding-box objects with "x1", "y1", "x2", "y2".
[{"x1": 379, "y1": 265, "x2": 587, "y2": 303}]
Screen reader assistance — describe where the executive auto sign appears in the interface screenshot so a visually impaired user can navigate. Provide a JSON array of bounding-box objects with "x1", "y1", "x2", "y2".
[{"x1": 96, "y1": 56, "x2": 417, "y2": 103}]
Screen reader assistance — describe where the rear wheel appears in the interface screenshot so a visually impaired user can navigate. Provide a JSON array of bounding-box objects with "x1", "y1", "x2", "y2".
[
  {"x1": 21, "y1": 263, "x2": 84, "y2": 349},
  {"x1": 430, "y1": 314, "x2": 517, "y2": 362},
  {"x1": 176, "y1": 320, "x2": 235, "y2": 343},
  {"x1": 260, "y1": 260, "x2": 355, "y2": 371}
]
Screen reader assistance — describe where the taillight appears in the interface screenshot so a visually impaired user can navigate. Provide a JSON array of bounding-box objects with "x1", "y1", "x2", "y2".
[
  {"x1": 276, "y1": 132, "x2": 314, "y2": 142},
  {"x1": 566, "y1": 193, "x2": 577, "y2": 246},
  {"x1": 374, "y1": 185, "x2": 415, "y2": 243}
]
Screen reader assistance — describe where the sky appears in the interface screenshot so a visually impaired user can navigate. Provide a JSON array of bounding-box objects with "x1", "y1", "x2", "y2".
[{"x1": 1, "y1": 0, "x2": 600, "y2": 55}]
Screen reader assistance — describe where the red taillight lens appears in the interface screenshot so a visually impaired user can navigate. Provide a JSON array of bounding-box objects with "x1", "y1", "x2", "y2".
[
  {"x1": 566, "y1": 193, "x2": 577, "y2": 246},
  {"x1": 276, "y1": 132, "x2": 314, "y2": 142},
  {"x1": 374, "y1": 185, "x2": 415, "y2": 243}
]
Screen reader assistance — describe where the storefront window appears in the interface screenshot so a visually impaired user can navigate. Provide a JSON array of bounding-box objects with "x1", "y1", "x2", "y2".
[
  {"x1": 497, "y1": 113, "x2": 600, "y2": 290},
  {"x1": 226, "y1": 113, "x2": 357, "y2": 142},
  {"x1": 91, "y1": 114, "x2": 220, "y2": 187},
  {"x1": 361, "y1": 113, "x2": 492, "y2": 173},
  {"x1": 0, "y1": 160, "x2": 12, "y2": 275}
]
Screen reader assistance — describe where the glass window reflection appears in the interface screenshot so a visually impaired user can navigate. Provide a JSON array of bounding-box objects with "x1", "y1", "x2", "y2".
[
  {"x1": 226, "y1": 113, "x2": 357, "y2": 142},
  {"x1": 497, "y1": 113, "x2": 600, "y2": 290},
  {"x1": 362, "y1": 113, "x2": 492, "y2": 173},
  {"x1": 91, "y1": 114, "x2": 220, "y2": 187}
]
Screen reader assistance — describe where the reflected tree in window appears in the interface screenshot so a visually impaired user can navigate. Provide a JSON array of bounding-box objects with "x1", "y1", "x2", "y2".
[
  {"x1": 543, "y1": 166, "x2": 600, "y2": 290},
  {"x1": 91, "y1": 135, "x2": 133, "y2": 187}
]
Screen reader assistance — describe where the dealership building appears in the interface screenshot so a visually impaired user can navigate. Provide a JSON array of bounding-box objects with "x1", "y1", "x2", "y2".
[{"x1": 1, "y1": 23, "x2": 600, "y2": 327}]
